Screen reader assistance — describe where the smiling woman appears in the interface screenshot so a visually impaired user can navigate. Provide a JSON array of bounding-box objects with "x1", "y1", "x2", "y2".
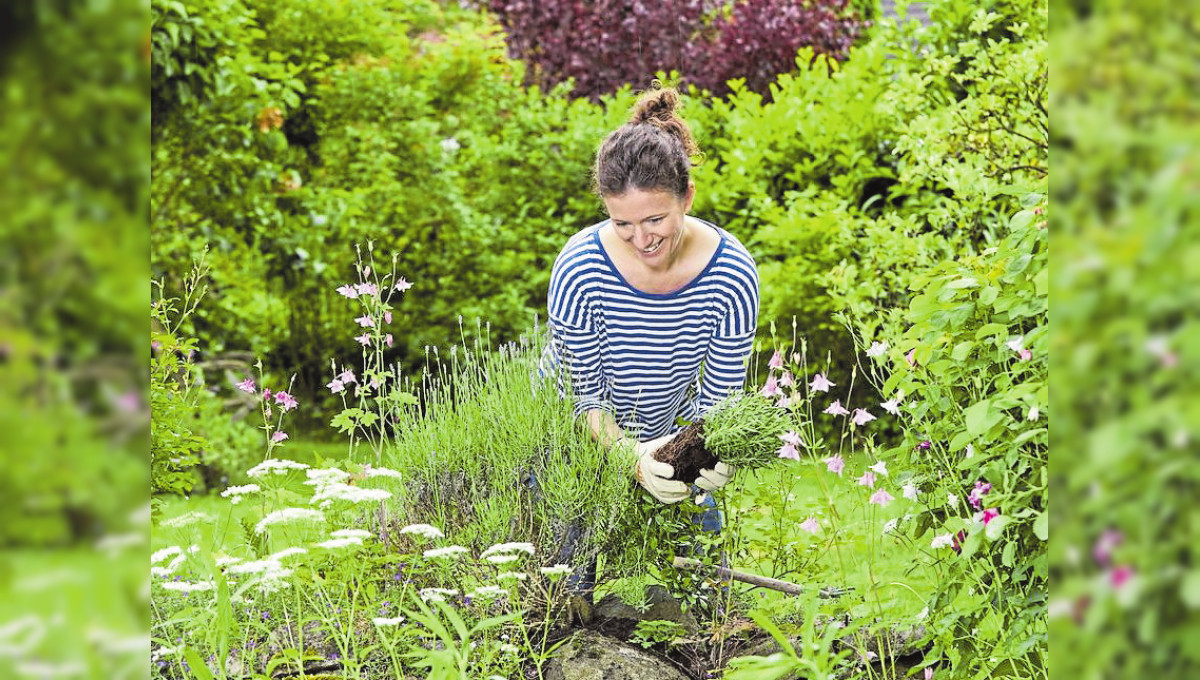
[{"x1": 538, "y1": 82, "x2": 761, "y2": 606}]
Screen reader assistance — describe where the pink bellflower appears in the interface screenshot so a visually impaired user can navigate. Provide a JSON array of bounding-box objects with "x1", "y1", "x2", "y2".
[
  {"x1": 760, "y1": 375, "x2": 782, "y2": 398},
  {"x1": 809, "y1": 373, "x2": 834, "y2": 392},
  {"x1": 777, "y1": 442, "x2": 800, "y2": 460},
  {"x1": 823, "y1": 400, "x2": 850, "y2": 416},
  {"x1": 271, "y1": 431, "x2": 289, "y2": 443},
  {"x1": 869, "y1": 488, "x2": 894, "y2": 507},
  {"x1": 355, "y1": 334, "x2": 371, "y2": 346},
  {"x1": 799, "y1": 517, "x2": 821, "y2": 534},
  {"x1": 856, "y1": 470, "x2": 876, "y2": 488},
  {"x1": 355, "y1": 315, "x2": 374, "y2": 328},
  {"x1": 327, "y1": 379, "x2": 345, "y2": 394},
  {"x1": 823, "y1": 455, "x2": 845, "y2": 475},
  {"x1": 336, "y1": 284, "x2": 359, "y2": 299},
  {"x1": 851, "y1": 408, "x2": 876, "y2": 426},
  {"x1": 768, "y1": 350, "x2": 784, "y2": 370},
  {"x1": 394, "y1": 278, "x2": 413, "y2": 292}
]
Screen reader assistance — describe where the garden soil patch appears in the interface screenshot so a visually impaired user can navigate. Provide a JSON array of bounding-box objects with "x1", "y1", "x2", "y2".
[{"x1": 652, "y1": 420, "x2": 718, "y2": 482}]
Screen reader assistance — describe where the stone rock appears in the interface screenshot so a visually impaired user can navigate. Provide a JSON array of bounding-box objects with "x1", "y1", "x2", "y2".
[
  {"x1": 543, "y1": 629, "x2": 690, "y2": 680},
  {"x1": 594, "y1": 584, "x2": 700, "y2": 636}
]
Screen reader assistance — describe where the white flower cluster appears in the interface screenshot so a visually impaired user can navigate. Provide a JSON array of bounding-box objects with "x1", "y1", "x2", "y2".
[
  {"x1": 160, "y1": 511, "x2": 215, "y2": 528},
  {"x1": 151, "y1": 546, "x2": 182, "y2": 565},
  {"x1": 254, "y1": 508, "x2": 325, "y2": 534},
  {"x1": 469, "y1": 585, "x2": 506, "y2": 599},
  {"x1": 363, "y1": 466, "x2": 403, "y2": 479},
  {"x1": 331, "y1": 529, "x2": 372, "y2": 540},
  {"x1": 419, "y1": 587, "x2": 458, "y2": 603},
  {"x1": 305, "y1": 467, "x2": 392, "y2": 508},
  {"x1": 269, "y1": 547, "x2": 308, "y2": 561},
  {"x1": 372, "y1": 616, "x2": 405, "y2": 627},
  {"x1": 221, "y1": 484, "x2": 261, "y2": 504},
  {"x1": 398, "y1": 524, "x2": 444, "y2": 539},
  {"x1": 247, "y1": 459, "x2": 310, "y2": 478},
  {"x1": 538, "y1": 564, "x2": 573, "y2": 577},
  {"x1": 484, "y1": 554, "x2": 521, "y2": 565},
  {"x1": 316, "y1": 537, "x2": 363, "y2": 550},
  {"x1": 215, "y1": 556, "x2": 243, "y2": 568},
  {"x1": 423, "y1": 545, "x2": 470, "y2": 560},
  {"x1": 495, "y1": 571, "x2": 527, "y2": 582},
  {"x1": 481, "y1": 542, "x2": 535, "y2": 559},
  {"x1": 159, "y1": 580, "x2": 215, "y2": 595}
]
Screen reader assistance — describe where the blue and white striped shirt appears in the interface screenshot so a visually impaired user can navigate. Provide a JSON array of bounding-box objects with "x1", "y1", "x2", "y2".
[{"x1": 542, "y1": 219, "x2": 760, "y2": 441}]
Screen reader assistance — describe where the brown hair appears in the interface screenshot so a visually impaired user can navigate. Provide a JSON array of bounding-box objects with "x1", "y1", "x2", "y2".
[{"x1": 592, "y1": 83, "x2": 702, "y2": 199}]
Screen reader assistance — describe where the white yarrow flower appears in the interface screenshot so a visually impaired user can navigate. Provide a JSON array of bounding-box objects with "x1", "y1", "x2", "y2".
[
  {"x1": 221, "y1": 484, "x2": 261, "y2": 500},
  {"x1": 882, "y1": 518, "x2": 899, "y2": 535},
  {"x1": 419, "y1": 587, "x2": 458, "y2": 602},
  {"x1": 215, "y1": 556, "x2": 244, "y2": 568},
  {"x1": 331, "y1": 529, "x2": 372, "y2": 540},
  {"x1": 151, "y1": 546, "x2": 182, "y2": 565},
  {"x1": 160, "y1": 511, "x2": 215, "y2": 528},
  {"x1": 399, "y1": 524, "x2": 444, "y2": 539},
  {"x1": 159, "y1": 580, "x2": 215, "y2": 594},
  {"x1": 364, "y1": 466, "x2": 404, "y2": 479},
  {"x1": 247, "y1": 459, "x2": 309, "y2": 478},
  {"x1": 316, "y1": 537, "x2": 363, "y2": 549},
  {"x1": 470, "y1": 585, "x2": 506, "y2": 599},
  {"x1": 269, "y1": 547, "x2": 308, "y2": 561},
  {"x1": 931, "y1": 533, "x2": 955, "y2": 549},
  {"x1": 496, "y1": 571, "x2": 527, "y2": 581},
  {"x1": 480, "y1": 542, "x2": 536, "y2": 559},
  {"x1": 255, "y1": 508, "x2": 325, "y2": 534},
  {"x1": 484, "y1": 554, "x2": 522, "y2": 564},
  {"x1": 227, "y1": 559, "x2": 284, "y2": 575},
  {"x1": 423, "y1": 545, "x2": 470, "y2": 560},
  {"x1": 539, "y1": 564, "x2": 574, "y2": 577}
]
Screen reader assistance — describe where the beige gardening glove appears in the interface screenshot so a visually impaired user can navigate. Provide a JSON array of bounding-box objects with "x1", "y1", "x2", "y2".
[
  {"x1": 616, "y1": 434, "x2": 689, "y2": 504},
  {"x1": 694, "y1": 462, "x2": 734, "y2": 491}
]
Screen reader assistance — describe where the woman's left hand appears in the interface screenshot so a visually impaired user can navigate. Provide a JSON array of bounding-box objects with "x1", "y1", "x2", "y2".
[{"x1": 694, "y1": 462, "x2": 733, "y2": 491}]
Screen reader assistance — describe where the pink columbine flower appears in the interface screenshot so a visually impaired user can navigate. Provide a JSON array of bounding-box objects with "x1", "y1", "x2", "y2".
[
  {"x1": 383, "y1": 310, "x2": 393, "y2": 324},
  {"x1": 1018, "y1": 348, "x2": 1032, "y2": 361},
  {"x1": 823, "y1": 455, "x2": 845, "y2": 475},
  {"x1": 778, "y1": 371, "x2": 794, "y2": 387},
  {"x1": 866, "y1": 341, "x2": 888, "y2": 357},
  {"x1": 868, "y1": 460, "x2": 888, "y2": 477},
  {"x1": 355, "y1": 315, "x2": 374, "y2": 328},
  {"x1": 809, "y1": 373, "x2": 834, "y2": 392},
  {"x1": 880, "y1": 399, "x2": 901, "y2": 416},
  {"x1": 336, "y1": 284, "x2": 359, "y2": 299},
  {"x1": 385, "y1": 333, "x2": 394, "y2": 347},
  {"x1": 869, "y1": 488, "x2": 894, "y2": 506},
  {"x1": 851, "y1": 408, "x2": 876, "y2": 426},
  {"x1": 780, "y1": 431, "x2": 802, "y2": 447},
  {"x1": 978, "y1": 508, "x2": 1000, "y2": 525},
  {"x1": 355, "y1": 334, "x2": 371, "y2": 346},
  {"x1": 905, "y1": 348, "x2": 917, "y2": 366},
  {"x1": 274, "y1": 391, "x2": 298, "y2": 412},
  {"x1": 327, "y1": 378, "x2": 345, "y2": 393},
  {"x1": 777, "y1": 396, "x2": 793, "y2": 409},
  {"x1": 968, "y1": 481, "x2": 992, "y2": 510},
  {"x1": 262, "y1": 388, "x2": 273, "y2": 402},
  {"x1": 916, "y1": 440, "x2": 932, "y2": 451},
  {"x1": 355, "y1": 282, "x2": 378, "y2": 297},
  {"x1": 856, "y1": 471, "x2": 876, "y2": 488},
  {"x1": 823, "y1": 400, "x2": 850, "y2": 416},
  {"x1": 236, "y1": 377, "x2": 256, "y2": 394},
  {"x1": 799, "y1": 517, "x2": 821, "y2": 534},
  {"x1": 1093, "y1": 529, "x2": 1123, "y2": 567},
  {"x1": 760, "y1": 375, "x2": 782, "y2": 398},
  {"x1": 337, "y1": 369, "x2": 356, "y2": 384},
  {"x1": 768, "y1": 350, "x2": 784, "y2": 370},
  {"x1": 925, "y1": 667, "x2": 934, "y2": 679},
  {"x1": 777, "y1": 442, "x2": 800, "y2": 460},
  {"x1": 271, "y1": 431, "x2": 289, "y2": 443},
  {"x1": 394, "y1": 278, "x2": 413, "y2": 292}
]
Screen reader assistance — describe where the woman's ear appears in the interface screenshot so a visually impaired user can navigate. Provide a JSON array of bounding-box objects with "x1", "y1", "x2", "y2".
[{"x1": 683, "y1": 182, "x2": 696, "y2": 213}]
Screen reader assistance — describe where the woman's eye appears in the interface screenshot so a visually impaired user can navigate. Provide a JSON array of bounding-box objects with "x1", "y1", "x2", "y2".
[{"x1": 650, "y1": 217, "x2": 664, "y2": 223}]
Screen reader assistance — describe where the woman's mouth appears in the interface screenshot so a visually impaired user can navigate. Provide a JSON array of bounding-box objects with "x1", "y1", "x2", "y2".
[{"x1": 641, "y1": 240, "x2": 663, "y2": 255}]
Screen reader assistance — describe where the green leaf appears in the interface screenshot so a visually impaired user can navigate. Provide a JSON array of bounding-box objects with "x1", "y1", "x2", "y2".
[
  {"x1": 951, "y1": 341, "x2": 974, "y2": 361},
  {"x1": 1033, "y1": 511, "x2": 1048, "y2": 541},
  {"x1": 948, "y1": 277, "x2": 979, "y2": 289},
  {"x1": 964, "y1": 400, "x2": 994, "y2": 438},
  {"x1": 1183, "y1": 572, "x2": 1200, "y2": 609},
  {"x1": 183, "y1": 648, "x2": 216, "y2": 680}
]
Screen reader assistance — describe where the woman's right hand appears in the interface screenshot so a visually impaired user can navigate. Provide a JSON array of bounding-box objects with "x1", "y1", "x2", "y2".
[{"x1": 618, "y1": 436, "x2": 690, "y2": 504}]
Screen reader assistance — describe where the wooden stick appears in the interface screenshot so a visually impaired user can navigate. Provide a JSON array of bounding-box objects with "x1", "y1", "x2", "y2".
[{"x1": 672, "y1": 557, "x2": 849, "y2": 598}]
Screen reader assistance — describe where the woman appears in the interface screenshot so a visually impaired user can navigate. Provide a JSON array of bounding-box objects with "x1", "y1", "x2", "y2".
[{"x1": 544, "y1": 83, "x2": 760, "y2": 510}]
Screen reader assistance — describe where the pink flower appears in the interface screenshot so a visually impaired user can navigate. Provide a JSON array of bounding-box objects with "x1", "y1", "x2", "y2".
[
  {"x1": 274, "y1": 391, "x2": 298, "y2": 412},
  {"x1": 778, "y1": 371, "x2": 794, "y2": 388},
  {"x1": 383, "y1": 310, "x2": 393, "y2": 324},
  {"x1": 337, "y1": 369, "x2": 356, "y2": 384},
  {"x1": 355, "y1": 282, "x2": 378, "y2": 297},
  {"x1": 355, "y1": 315, "x2": 374, "y2": 328},
  {"x1": 777, "y1": 396, "x2": 793, "y2": 409},
  {"x1": 880, "y1": 399, "x2": 901, "y2": 416},
  {"x1": 327, "y1": 379, "x2": 345, "y2": 393},
  {"x1": 777, "y1": 442, "x2": 800, "y2": 460},
  {"x1": 355, "y1": 334, "x2": 371, "y2": 346},
  {"x1": 1093, "y1": 529, "x2": 1123, "y2": 567},
  {"x1": 385, "y1": 334, "x2": 394, "y2": 347},
  {"x1": 925, "y1": 668, "x2": 934, "y2": 679},
  {"x1": 823, "y1": 400, "x2": 849, "y2": 416},
  {"x1": 978, "y1": 507, "x2": 1000, "y2": 525},
  {"x1": 799, "y1": 517, "x2": 820, "y2": 534},
  {"x1": 262, "y1": 388, "x2": 273, "y2": 402},
  {"x1": 823, "y1": 455, "x2": 845, "y2": 475},
  {"x1": 856, "y1": 471, "x2": 876, "y2": 488},
  {"x1": 915, "y1": 440, "x2": 931, "y2": 451},
  {"x1": 271, "y1": 431, "x2": 289, "y2": 443},
  {"x1": 851, "y1": 408, "x2": 876, "y2": 426},
  {"x1": 779, "y1": 431, "x2": 802, "y2": 446},
  {"x1": 1018, "y1": 348, "x2": 1032, "y2": 361},
  {"x1": 760, "y1": 375, "x2": 782, "y2": 398},
  {"x1": 768, "y1": 350, "x2": 784, "y2": 370},
  {"x1": 868, "y1": 460, "x2": 888, "y2": 477},
  {"x1": 394, "y1": 278, "x2": 413, "y2": 292},
  {"x1": 905, "y1": 348, "x2": 917, "y2": 366},
  {"x1": 336, "y1": 284, "x2": 359, "y2": 299},
  {"x1": 1110, "y1": 565, "x2": 1134, "y2": 588},
  {"x1": 869, "y1": 488, "x2": 894, "y2": 506},
  {"x1": 236, "y1": 377, "x2": 256, "y2": 394},
  {"x1": 809, "y1": 373, "x2": 834, "y2": 392},
  {"x1": 968, "y1": 481, "x2": 992, "y2": 510}
]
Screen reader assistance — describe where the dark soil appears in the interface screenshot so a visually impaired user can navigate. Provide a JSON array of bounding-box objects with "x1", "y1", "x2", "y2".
[{"x1": 653, "y1": 421, "x2": 719, "y2": 483}]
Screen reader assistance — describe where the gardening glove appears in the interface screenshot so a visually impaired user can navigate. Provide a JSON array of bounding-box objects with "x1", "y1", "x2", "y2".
[
  {"x1": 694, "y1": 462, "x2": 733, "y2": 492},
  {"x1": 617, "y1": 435, "x2": 689, "y2": 504}
]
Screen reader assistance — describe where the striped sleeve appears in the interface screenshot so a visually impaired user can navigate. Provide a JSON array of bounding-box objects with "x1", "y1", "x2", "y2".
[
  {"x1": 546, "y1": 236, "x2": 610, "y2": 416},
  {"x1": 696, "y1": 243, "x2": 760, "y2": 414}
]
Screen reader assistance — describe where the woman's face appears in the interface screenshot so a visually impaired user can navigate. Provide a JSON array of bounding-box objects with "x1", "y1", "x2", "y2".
[{"x1": 603, "y1": 184, "x2": 695, "y2": 270}]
